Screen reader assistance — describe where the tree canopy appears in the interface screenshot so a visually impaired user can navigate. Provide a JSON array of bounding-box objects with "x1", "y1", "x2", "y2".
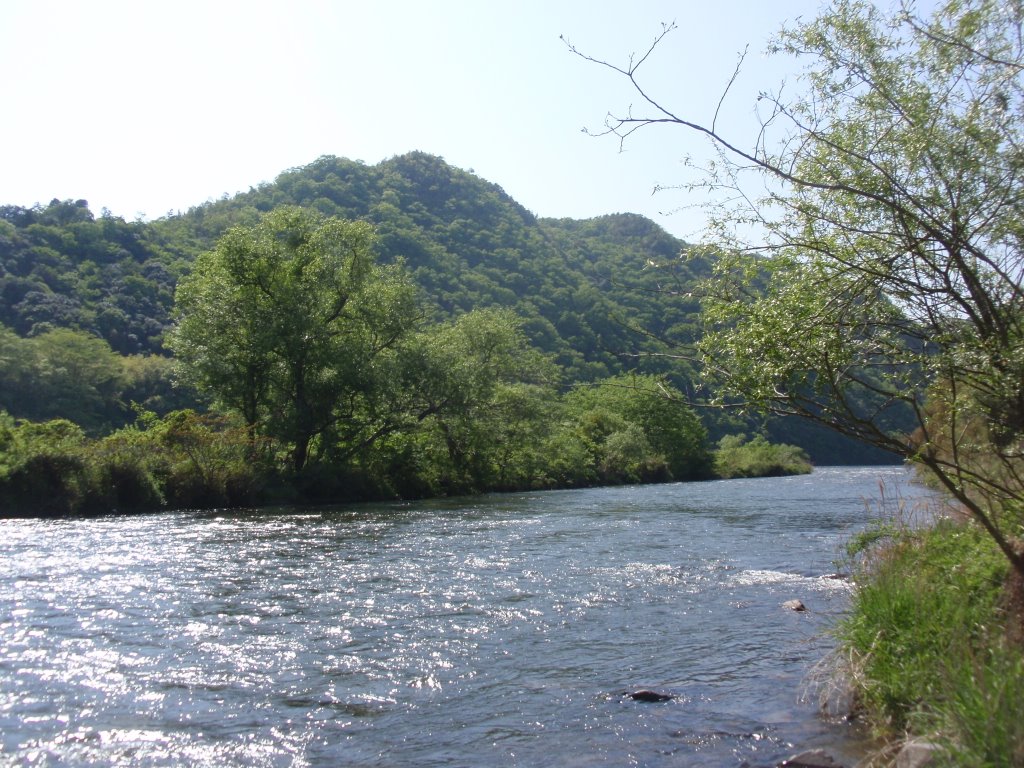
[{"x1": 168, "y1": 206, "x2": 419, "y2": 471}]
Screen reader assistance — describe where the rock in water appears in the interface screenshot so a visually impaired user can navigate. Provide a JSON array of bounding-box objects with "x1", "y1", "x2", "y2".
[
  {"x1": 783, "y1": 599, "x2": 807, "y2": 612},
  {"x1": 622, "y1": 690, "x2": 674, "y2": 702}
]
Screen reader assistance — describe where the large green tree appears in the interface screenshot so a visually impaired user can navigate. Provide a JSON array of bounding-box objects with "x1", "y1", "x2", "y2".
[
  {"x1": 168, "y1": 207, "x2": 418, "y2": 471},
  {"x1": 400, "y1": 308, "x2": 558, "y2": 489},
  {"x1": 573, "y1": 0, "x2": 1024, "y2": 575},
  {"x1": 0, "y1": 325, "x2": 166, "y2": 433}
]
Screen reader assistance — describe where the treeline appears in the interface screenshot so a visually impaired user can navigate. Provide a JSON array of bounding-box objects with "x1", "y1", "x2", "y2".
[
  {"x1": 0, "y1": 373, "x2": 713, "y2": 517},
  {"x1": 0, "y1": 204, "x2": 810, "y2": 516},
  {"x1": 0, "y1": 154, "x2": 857, "y2": 478},
  {"x1": 0, "y1": 378, "x2": 810, "y2": 517}
]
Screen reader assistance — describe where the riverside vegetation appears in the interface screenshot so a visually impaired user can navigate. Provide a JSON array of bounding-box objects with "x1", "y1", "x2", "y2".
[
  {"x1": 1, "y1": 372, "x2": 786, "y2": 516},
  {"x1": 839, "y1": 516, "x2": 1024, "y2": 765},
  {"x1": 0, "y1": 197, "x2": 813, "y2": 517}
]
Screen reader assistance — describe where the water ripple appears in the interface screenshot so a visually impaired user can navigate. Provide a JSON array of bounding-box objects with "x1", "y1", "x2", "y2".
[{"x1": 0, "y1": 467, "x2": 935, "y2": 766}]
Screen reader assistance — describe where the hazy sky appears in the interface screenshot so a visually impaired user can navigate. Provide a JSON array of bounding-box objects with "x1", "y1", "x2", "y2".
[{"x1": 2, "y1": 0, "x2": 830, "y2": 240}]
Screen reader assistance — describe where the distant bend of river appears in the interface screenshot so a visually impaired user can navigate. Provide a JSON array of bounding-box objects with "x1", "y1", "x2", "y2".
[{"x1": 1, "y1": 466, "x2": 941, "y2": 767}]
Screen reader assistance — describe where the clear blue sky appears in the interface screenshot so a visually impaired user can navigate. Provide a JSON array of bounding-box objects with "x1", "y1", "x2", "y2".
[{"x1": 2, "y1": 1, "x2": 833, "y2": 240}]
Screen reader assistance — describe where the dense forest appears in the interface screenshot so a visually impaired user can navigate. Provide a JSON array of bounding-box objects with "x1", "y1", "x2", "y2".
[
  {"x1": 1, "y1": 154, "x2": 704, "y2": 378},
  {"x1": 0, "y1": 152, "x2": 889, "y2": 464}
]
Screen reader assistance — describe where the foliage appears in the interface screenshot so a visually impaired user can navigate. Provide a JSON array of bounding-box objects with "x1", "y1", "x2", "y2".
[
  {"x1": 837, "y1": 518, "x2": 1021, "y2": 763},
  {"x1": 123, "y1": 409, "x2": 267, "y2": 508},
  {"x1": 0, "y1": 152, "x2": 882, "y2": 465},
  {"x1": 1, "y1": 160, "x2": 710, "y2": 388},
  {"x1": 0, "y1": 324, "x2": 193, "y2": 434},
  {"x1": 564, "y1": 373, "x2": 712, "y2": 480},
  {"x1": 0, "y1": 364, "x2": 726, "y2": 515},
  {"x1": 168, "y1": 206, "x2": 419, "y2": 472},
  {"x1": 165, "y1": 207, "x2": 723, "y2": 499},
  {"x1": 919, "y1": 641, "x2": 1024, "y2": 767},
  {"x1": 0, "y1": 199, "x2": 186, "y2": 353},
  {"x1": 713, "y1": 433, "x2": 811, "y2": 479},
  {"x1": 574, "y1": 0, "x2": 1024, "y2": 573},
  {"x1": 155, "y1": 153, "x2": 731, "y2": 392},
  {"x1": 0, "y1": 409, "x2": 267, "y2": 516},
  {"x1": 351, "y1": 340, "x2": 715, "y2": 496},
  {"x1": 344, "y1": 308, "x2": 561, "y2": 496},
  {"x1": 0, "y1": 413, "x2": 92, "y2": 515}
]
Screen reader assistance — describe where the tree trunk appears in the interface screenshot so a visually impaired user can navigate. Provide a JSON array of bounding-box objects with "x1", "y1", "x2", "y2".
[{"x1": 292, "y1": 435, "x2": 310, "y2": 473}]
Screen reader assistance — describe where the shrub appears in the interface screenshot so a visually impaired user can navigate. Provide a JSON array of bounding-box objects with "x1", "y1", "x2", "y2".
[
  {"x1": 713, "y1": 433, "x2": 812, "y2": 478},
  {"x1": 598, "y1": 424, "x2": 669, "y2": 484},
  {"x1": 0, "y1": 409, "x2": 268, "y2": 516},
  {"x1": 83, "y1": 459, "x2": 163, "y2": 513},
  {"x1": 0, "y1": 417, "x2": 92, "y2": 516}
]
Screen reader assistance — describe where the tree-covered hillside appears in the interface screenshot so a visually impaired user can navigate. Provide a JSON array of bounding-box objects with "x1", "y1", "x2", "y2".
[
  {"x1": 1, "y1": 153, "x2": 706, "y2": 382},
  {"x1": 0, "y1": 151, "x2": 892, "y2": 463},
  {"x1": 153, "y1": 151, "x2": 709, "y2": 383},
  {"x1": 0, "y1": 199, "x2": 187, "y2": 354}
]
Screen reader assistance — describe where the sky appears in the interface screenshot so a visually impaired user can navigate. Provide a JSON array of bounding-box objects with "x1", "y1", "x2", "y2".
[{"x1": 1, "y1": 0, "x2": 832, "y2": 241}]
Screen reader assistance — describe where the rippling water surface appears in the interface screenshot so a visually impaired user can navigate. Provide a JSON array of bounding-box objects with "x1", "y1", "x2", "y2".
[{"x1": 1, "y1": 467, "x2": 939, "y2": 767}]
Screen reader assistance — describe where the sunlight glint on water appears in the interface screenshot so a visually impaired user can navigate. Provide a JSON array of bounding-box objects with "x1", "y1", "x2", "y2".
[{"x1": 1, "y1": 467, "x2": 938, "y2": 767}]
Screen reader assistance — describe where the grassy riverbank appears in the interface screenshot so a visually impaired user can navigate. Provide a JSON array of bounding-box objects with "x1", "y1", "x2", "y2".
[{"x1": 837, "y1": 513, "x2": 1024, "y2": 765}]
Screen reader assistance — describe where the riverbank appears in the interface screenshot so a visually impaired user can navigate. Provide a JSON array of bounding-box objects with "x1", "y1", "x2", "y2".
[{"x1": 835, "y1": 513, "x2": 1024, "y2": 765}]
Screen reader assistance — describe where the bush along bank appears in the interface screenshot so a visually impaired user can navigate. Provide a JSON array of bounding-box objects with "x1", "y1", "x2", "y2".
[
  {"x1": 0, "y1": 406, "x2": 821, "y2": 517},
  {"x1": 837, "y1": 515, "x2": 1024, "y2": 765},
  {"x1": 0, "y1": 410, "x2": 271, "y2": 516},
  {"x1": 712, "y1": 433, "x2": 812, "y2": 479}
]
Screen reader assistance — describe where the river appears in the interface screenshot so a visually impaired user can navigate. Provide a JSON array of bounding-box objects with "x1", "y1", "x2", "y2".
[{"x1": 0, "y1": 466, "x2": 940, "y2": 767}]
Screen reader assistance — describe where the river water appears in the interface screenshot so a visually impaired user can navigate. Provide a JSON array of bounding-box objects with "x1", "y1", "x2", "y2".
[{"x1": 0, "y1": 466, "x2": 940, "y2": 767}]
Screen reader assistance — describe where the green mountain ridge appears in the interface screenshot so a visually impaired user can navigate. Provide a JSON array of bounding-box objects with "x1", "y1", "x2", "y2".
[
  {"x1": 155, "y1": 151, "x2": 709, "y2": 383},
  {"x1": 0, "y1": 151, "x2": 893, "y2": 464}
]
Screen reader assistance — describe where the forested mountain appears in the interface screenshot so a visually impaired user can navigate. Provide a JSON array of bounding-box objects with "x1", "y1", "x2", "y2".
[
  {"x1": 0, "y1": 153, "x2": 703, "y2": 380},
  {"x1": 0, "y1": 151, "x2": 889, "y2": 462},
  {"x1": 153, "y1": 152, "x2": 709, "y2": 383}
]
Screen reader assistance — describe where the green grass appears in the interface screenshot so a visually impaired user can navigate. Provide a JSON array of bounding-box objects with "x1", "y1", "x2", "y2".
[
  {"x1": 837, "y1": 517, "x2": 1024, "y2": 765},
  {"x1": 918, "y1": 641, "x2": 1024, "y2": 766}
]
